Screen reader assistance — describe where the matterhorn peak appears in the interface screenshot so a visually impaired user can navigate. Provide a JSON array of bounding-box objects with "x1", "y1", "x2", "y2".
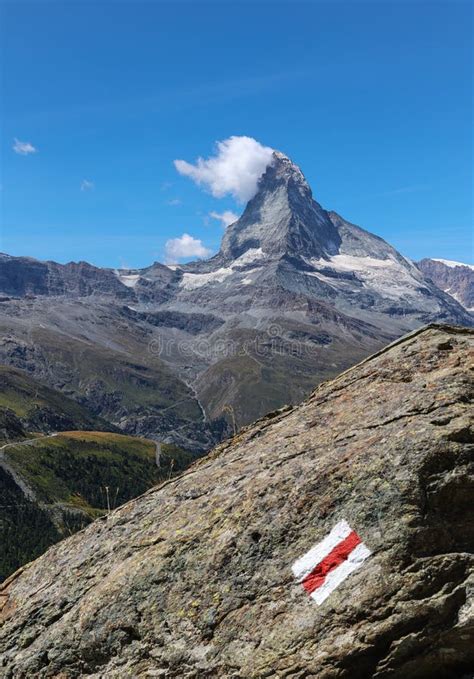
[
  {"x1": 268, "y1": 150, "x2": 311, "y2": 194},
  {"x1": 219, "y1": 152, "x2": 340, "y2": 262}
]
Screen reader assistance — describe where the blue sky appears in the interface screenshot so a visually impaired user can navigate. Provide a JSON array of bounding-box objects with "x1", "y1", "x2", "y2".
[{"x1": 1, "y1": 0, "x2": 472, "y2": 268}]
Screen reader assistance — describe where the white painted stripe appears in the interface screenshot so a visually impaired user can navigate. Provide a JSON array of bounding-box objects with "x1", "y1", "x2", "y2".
[
  {"x1": 291, "y1": 519, "x2": 352, "y2": 582},
  {"x1": 310, "y1": 542, "x2": 372, "y2": 605}
]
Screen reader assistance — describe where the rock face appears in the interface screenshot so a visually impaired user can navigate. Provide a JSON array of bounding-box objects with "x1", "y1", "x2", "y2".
[
  {"x1": 219, "y1": 151, "x2": 341, "y2": 261},
  {"x1": 0, "y1": 153, "x2": 472, "y2": 445},
  {"x1": 417, "y1": 258, "x2": 473, "y2": 312},
  {"x1": 0, "y1": 324, "x2": 472, "y2": 678}
]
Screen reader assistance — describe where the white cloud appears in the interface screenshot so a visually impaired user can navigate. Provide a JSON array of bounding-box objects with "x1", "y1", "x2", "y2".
[
  {"x1": 210, "y1": 210, "x2": 239, "y2": 228},
  {"x1": 167, "y1": 198, "x2": 181, "y2": 206},
  {"x1": 80, "y1": 179, "x2": 94, "y2": 191},
  {"x1": 174, "y1": 135, "x2": 274, "y2": 203},
  {"x1": 165, "y1": 233, "x2": 211, "y2": 263},
  {"x1": 13, "y1": 138, "x2": 37, "y2": 155}
]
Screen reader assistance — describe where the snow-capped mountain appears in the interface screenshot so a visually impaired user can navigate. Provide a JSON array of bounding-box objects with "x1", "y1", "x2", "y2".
[
  {"x1": 417, "y1": 258, "x2": 473, "y2": 312},
  {"x1": 169, "y1": 152, "x2": 458, "y2": 325},
  {"x1": 0, "y1": 151, "x2": 471, "y2": 445}
]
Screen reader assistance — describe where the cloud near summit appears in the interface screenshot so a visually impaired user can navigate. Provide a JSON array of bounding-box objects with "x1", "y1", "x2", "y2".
[
  {"x1": 165, "y1": 233, "x2": 211, "y2": 263},
  {"x1": 174, "y1": 136, "x2": 274, "y2": 203},
  {"x1": 210, "y1": 210, "x2": 239, "y2": 228}
]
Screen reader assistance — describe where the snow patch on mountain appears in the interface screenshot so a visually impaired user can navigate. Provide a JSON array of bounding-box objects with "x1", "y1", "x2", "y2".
[
  {"x1": 432, "y1": 258, "x2": 474, "y2": 271},
  {"x1": 308, "y1": 254, "x2": 428, "y2": 300},
  {"x1": 180, "y1": 267, "x2": 234, "y2": 290},
  {"x1": 233, "y1": 247, "x2": 265, "y2": 267},
  {"x1": 180, "y1": 248, "x2": 266, "y2": 290},
  {"x1": 312, "y1": 254, "x2": 396, "y2": 272},
  {"x1": 240, "y1": 267, "x2": 262, "y2": 285},
  {"x1": 115, "y1": 273, "x2": 141, "y2": 288}
]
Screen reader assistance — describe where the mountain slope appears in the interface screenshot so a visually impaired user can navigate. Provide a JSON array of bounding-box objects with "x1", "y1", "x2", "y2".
[
  {"x1": 0, "y1": 152, "x2": 471, "y2": 440},
  {"x1": 0, "y1": 299, "x2": 221, "y2": 451},
  {"x1": 417, "y1": 258, "x2": 473, "y2": 311},
  {"x1": 0, "y1": 324, "x2": 472, "y2": 678},
  {"x1": 0, "y1": 364, "x2": 112, "y2": 436},
  {"x1": 0, "y1": 431, "x2": 193, "y2": 582}
]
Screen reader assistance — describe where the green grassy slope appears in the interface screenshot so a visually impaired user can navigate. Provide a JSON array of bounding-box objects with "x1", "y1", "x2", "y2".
[
  {"x1": 4, "y1": 431, "x2": 193, "y2": 510},
  {"x1": 0, "y1": 365, "x2": 113, "y2": 434},
  {"x1": 0, "y1": 431, "x2": 195, "y2": 581}
]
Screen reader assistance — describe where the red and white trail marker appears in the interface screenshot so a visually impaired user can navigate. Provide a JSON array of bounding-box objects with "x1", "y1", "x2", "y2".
[{"x1": 292, "y1": 520, "x2": 371, "y2": 605}]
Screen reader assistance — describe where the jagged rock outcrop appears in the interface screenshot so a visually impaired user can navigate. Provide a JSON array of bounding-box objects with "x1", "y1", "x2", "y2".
[
  {"x1": 0, "y1": 325, "x2": 472, "y2": 678},
  {"x1": 418, "y1": 258, "x2": 473, "y2": 312}
]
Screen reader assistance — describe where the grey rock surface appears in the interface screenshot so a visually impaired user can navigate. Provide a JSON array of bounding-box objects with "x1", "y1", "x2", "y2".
[
  {"x1": 418, "y1": 258, "x2": 473, "y2": 312},
  {"x1": 0, "y1": 324, "x2": 472, "y2": 678}
]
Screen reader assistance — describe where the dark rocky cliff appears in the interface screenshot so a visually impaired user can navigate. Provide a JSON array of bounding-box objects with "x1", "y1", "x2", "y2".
[
  {"x1": 0, "y1": 325, "x2": 472, "y2": 678},
  {"x1": 418, "y1": 258, "x2": 473, "y2": 312}
]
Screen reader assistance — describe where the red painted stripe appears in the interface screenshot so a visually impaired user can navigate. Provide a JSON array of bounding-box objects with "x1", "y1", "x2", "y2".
[{"x1": 302, "y1": 530, "x2": 362, "y2": 594}]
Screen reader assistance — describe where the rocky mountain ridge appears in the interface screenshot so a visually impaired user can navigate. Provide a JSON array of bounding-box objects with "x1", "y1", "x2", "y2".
[
  {"x1": 0, "y1": 324, "x2": 472, "y2": 678},
  {"x1": 417, "y1": 258, "x2": 473, "y2": 312},
  {"x1": 0, "y1": 364, "x2": 113, "y2": 437}
]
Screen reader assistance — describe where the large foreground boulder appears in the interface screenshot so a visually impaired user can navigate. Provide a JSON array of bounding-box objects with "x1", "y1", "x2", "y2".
[{"x1": 0, "y1": 324, "x2": 472, "y2": 678}]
